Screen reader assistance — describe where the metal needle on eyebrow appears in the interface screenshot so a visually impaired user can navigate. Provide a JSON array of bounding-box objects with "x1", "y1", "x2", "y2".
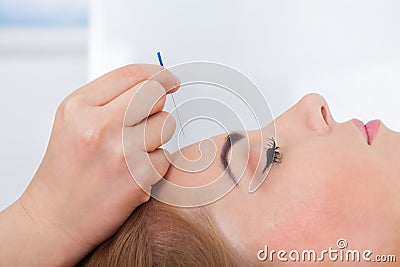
[{"x1": 157, "y1": 51, "x2": 185, "y2": 136}]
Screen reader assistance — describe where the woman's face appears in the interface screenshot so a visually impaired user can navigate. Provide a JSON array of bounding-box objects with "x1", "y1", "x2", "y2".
[{"x1": 165, "y1": 93, "x2": 400, "y2": 265}]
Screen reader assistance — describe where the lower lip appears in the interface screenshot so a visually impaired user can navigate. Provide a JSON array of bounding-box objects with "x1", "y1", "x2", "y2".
[
  {"x1": 365, "y1": 120, "x2": 381, "y2": 145},
  {"x1": 352, "y1": 119, "x2": 381, "y2": 145}
]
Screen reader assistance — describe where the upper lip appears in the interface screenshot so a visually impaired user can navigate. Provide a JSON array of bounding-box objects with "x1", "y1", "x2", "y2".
[{"x1": 352, "y1": 119, "x2": 370, "y2": 144}]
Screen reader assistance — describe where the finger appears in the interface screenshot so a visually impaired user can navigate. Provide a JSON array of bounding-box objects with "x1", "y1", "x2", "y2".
[
  {"x1": 149, "y1": 148, "x2": 172, "y2": 179},
  {"x1": 129, "y1": 148, "x2": 172, "y2": 193},
  {"x1": 127, "y1": 111, "x2": 176, "y2": 152},
  {"x1": 74, "y1": 64, "x2": 180, "y2": 106},
  {"x1": 110, "y1": 80, "x2": 167, "y2": 125}
]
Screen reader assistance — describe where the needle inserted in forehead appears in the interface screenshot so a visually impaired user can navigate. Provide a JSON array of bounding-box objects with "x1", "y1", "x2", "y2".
[{"x1": 157, "y1": 52, "x2": 185, "y2": 136}]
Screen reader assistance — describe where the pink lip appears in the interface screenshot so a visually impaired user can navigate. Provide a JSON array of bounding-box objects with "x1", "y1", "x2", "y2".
[
  {"x1": 365, "y1": 120, "x2": 381, "y2": 144},
  {"x1": 352, "y1": 119, "x2": 381, "y2": 145}
]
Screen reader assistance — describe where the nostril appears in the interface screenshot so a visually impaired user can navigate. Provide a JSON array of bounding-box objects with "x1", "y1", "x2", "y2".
[
  {"x1": 299, "y1": 93, "x2": 335, "y2": 134},
  {"x1": 321, "y1": 106, "x2": 328, "y2": 125}
]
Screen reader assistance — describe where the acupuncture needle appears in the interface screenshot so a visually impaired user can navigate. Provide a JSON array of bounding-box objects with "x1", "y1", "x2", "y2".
[{"x1": 157, "y1": 52, "x2": 185, "y2": 136}]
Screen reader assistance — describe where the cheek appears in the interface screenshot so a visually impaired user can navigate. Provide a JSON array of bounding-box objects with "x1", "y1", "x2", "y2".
[{"x1": 263, "y1": 144, "x2": 395, "y2": 251}]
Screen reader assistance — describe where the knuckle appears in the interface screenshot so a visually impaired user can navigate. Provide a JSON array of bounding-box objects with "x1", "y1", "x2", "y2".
[
  {"x1": 152, "y1": 151, "x2": 170, "y2": 175},
  {"x1": 143, "y1": 79, "x2": 165, "y2": 95},
  {"x1": 120, "y1": 64, "x2": 164, "y2": 84},
  {"x1": 56, "y1": 94, "x2": 83, "y2": 121},
  {"x1": 149, "y1": 82, "x2": 166, "y2": 109},
  {"x1": 133, "y1": 80, "x2": 166, "y2": 112},
  {"x1": 152, "y1": 94, "x2": 167, "y2": 114},
  {"x1": 106, "y1": 144, "x2": 126, "y2": 174},
  {"x1": 160, "y1": 112, "x2": 176, "y2": 140},
  {"x1": 143, "y1": 111, "x2": 176, "y2": 147},
  {"x1": 154, "y1": 93, "x2": 167, "y2": 109},
  {"x1": 77, "y1": 122, "x2": 107, "y2": 151},
  {"x1": 120, "y1": 64, "x2": 143, "y2": 82},
  {"x1": 129, "y1": 157, "x2": 163, "y2": 194},
  {"x1": 144, "y1": 124, "x2": 159, "y2": 147}
]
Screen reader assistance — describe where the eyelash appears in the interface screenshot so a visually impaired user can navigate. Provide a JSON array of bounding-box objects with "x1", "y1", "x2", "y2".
[{"x1": 262, "y1": 138, "x2": 281, "y2": 173}]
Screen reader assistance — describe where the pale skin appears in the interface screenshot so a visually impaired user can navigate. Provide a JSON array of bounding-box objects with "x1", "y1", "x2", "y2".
[
  {"x1": 166, "y1": 93, "x2": 400, "y2": 266},
  {"x1": 1, "y1": 65, "x2": 398, "y2": 266},
  {"x1": 0, "y1": 64, "x2": 179, "y2": 266}
]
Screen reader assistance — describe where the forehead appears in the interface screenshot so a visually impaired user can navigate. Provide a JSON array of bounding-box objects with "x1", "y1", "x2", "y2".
[
  {"x1": 163, "y1": 130, "x2": 262, "y2": 189},
  {"x1": 164, "y1": 134, "x2": 227, "y2": 187}
]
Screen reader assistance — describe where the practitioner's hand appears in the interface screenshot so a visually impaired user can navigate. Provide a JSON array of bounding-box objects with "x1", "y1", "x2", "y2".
[{"x1": 4, "y1": 64, "x2": 179, "y2": 266}]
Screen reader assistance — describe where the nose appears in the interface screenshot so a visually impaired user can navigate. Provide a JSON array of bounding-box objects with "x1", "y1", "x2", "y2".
[
  {"x1": 296, "y1": 93, "x2": 333, "y2": 135},
  {"x1": 273, "y1": 93, "x2": 334, "y2": 139}
]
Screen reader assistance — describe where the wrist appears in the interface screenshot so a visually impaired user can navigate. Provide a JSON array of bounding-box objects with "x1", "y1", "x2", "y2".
[{"x1": 0, "y1": 194, "x2": 91, "y2": 266}]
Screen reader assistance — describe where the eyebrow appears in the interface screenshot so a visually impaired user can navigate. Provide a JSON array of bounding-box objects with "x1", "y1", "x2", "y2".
[{"x1": 220, "y1": 132, "x2": 245, "y2": 184}]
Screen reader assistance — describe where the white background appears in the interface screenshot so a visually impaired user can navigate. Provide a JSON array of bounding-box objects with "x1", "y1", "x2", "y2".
[
  {"x1": 90, "y1": 0, "x2": 400, "y2": 127},
  {"x1": 0, "y1": 0, "x2": 88, "y2": 210},
  {"x1": 0, "y1": 28, "x2": 88, "y2": 210},
  {"x1": 1, "y1": 0, "x2": 400, "y2": 210}
]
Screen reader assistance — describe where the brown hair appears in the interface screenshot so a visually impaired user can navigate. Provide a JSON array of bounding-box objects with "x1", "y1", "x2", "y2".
[{"x1": 78, "y1": 198, "x2": 250, "y2": 267}]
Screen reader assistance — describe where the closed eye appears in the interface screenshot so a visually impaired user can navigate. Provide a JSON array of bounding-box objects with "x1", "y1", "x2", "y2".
[
  {"x1": 262, "y1": 138, "x2": 281, "y2": 173},
  {"x1": 220, "y1": 132, "x2": 244, "y2": 185}
]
